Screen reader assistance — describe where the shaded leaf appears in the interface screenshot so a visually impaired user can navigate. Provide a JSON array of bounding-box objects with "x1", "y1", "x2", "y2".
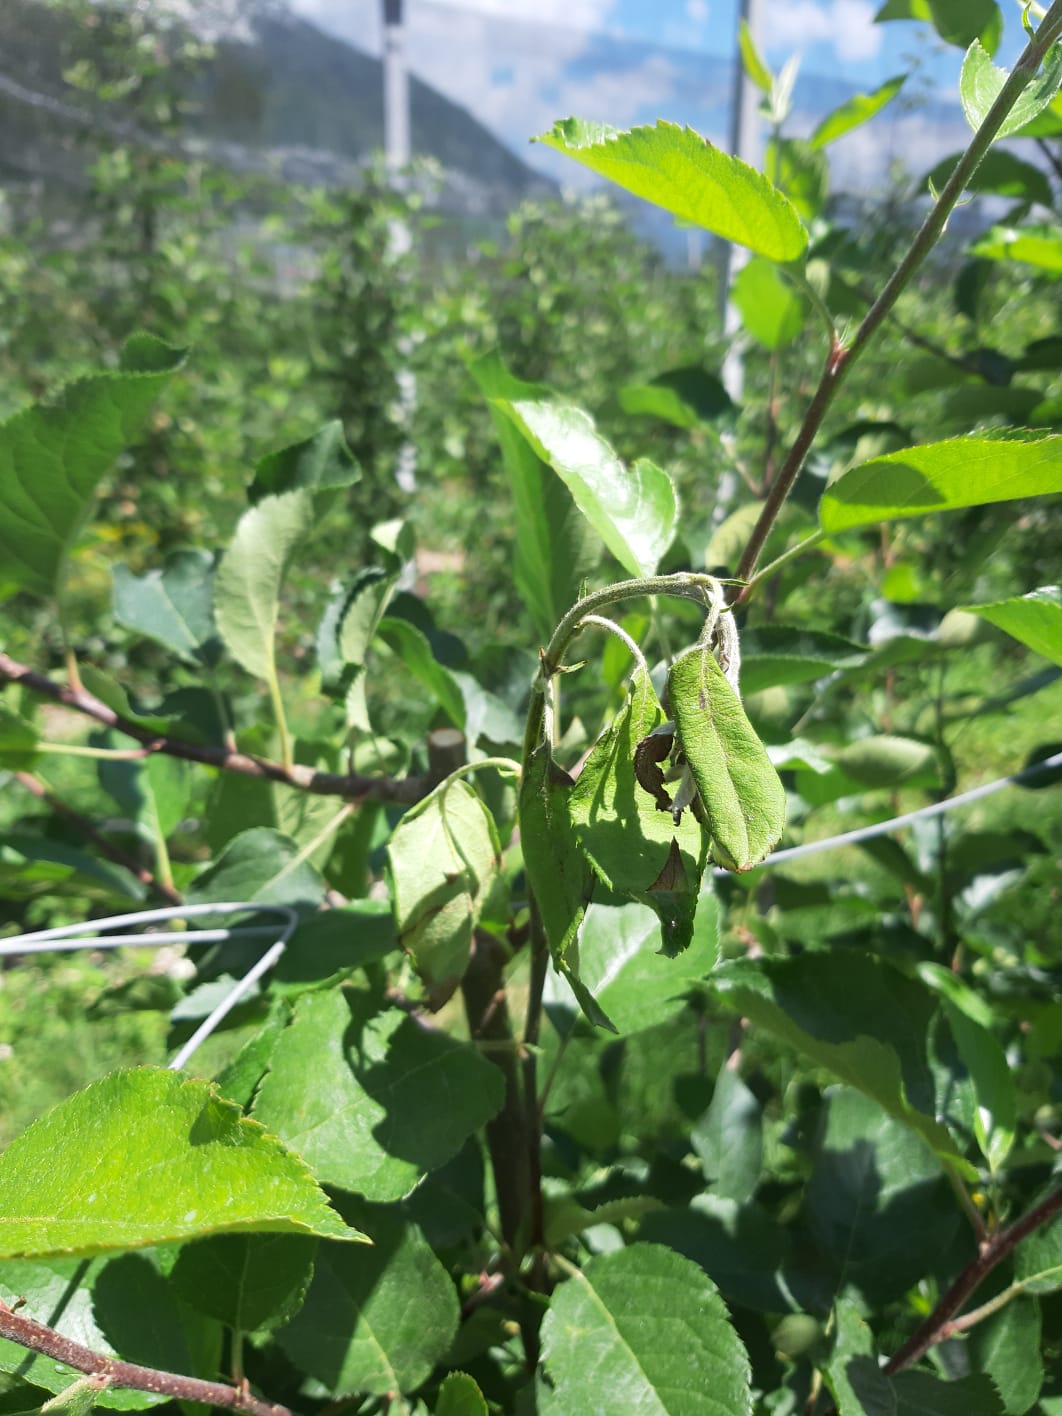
[
  {"x1": 923, "y1": 149, "x2": 1053, "y2": 208},
  {"x1": 0, "y1": 334, "x2": 185, "y2": 603},
  {"x1": 388, "y1": 776, "x2": 500, "y2": 999},
  {"x1": 252, "y1": 987, "x2": 504, "y2": 1201},
  {"x1": 248, "y1": 420, "x2": 359, "y2": 502},
  {"x1": 806, "y1": 1088, "x2": 958, "y2": 1303},
  {"x1": 618, "y1": 367, "x2": 734, "y2": 429},
  {"x1": 279, "y1": 1212, "x2": 458, "y2": 1398},
  {"x1": 711, "y1": 952, "x2": 977, "y2": 1174},
  {"x1": 740, "y1": 625, "x2": 866, "y2": 693},
  {"x1": 542, "y1": 889, "x2": 719, "y2": 1034},
  {"x1": 188, "y1": 827, "x2": 326, "y2": 911},
  {"x1": 692, "y1": 1063, "x2": 763, "y2": 1202},
  {"x1": 519, "y1": 735, "x2": 591, "y2": 961},
  {"x1": 169, "y1": 1233, "x2": 316, "y2": 1333}
]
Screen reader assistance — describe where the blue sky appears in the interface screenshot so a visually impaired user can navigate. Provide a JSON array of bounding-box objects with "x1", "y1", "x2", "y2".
[{"x1": 288, "y1": 0, "x2": 1035, "y2": 190}]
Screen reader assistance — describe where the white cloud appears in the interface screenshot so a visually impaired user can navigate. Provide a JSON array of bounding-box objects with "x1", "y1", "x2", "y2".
[
  {"x1": 686, "y1": 0, "x2": 709, "y2": 19},
  {"x1": 764, "y1": 0, "x2": 881, "y2": 65},
  {"x1": 414, "y1": 0, "x2": 618, "y2": 32}
]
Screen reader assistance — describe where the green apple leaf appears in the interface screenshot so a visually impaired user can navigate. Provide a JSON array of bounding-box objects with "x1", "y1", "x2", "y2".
[
  {"x1": 541, "y1": 1243, "x2": 753, "y2": 1414},
  {"x1": 535, "y1": 118, "x2": 807, "y2": 263},
  {"x1": 819, "y1": 436, "x2": 1062, "y2": 532},
  {"x1": 0, "y1": 334, "x2": 184, "y2": 604},
  {"x1": 0, "y1": 1068, "x2": 362, "y2": 1258}
]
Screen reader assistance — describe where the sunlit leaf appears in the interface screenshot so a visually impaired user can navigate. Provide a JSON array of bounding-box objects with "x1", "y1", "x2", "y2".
[
  {"x1": 819, "y1": 436, "x2": 1062, "y2": 532},
  {"x1": 0, "y1": 1069, "x2": 362, "y2": 1258},
  {"x1": 535, "y1": 118, "x2": 807, "y2": 263},
  {"x1": 960, "y1": 38, "x2": 1062, "y2": 140},
  {"x1": 810, "y1": 75, "x2": 906, "y2": 149},
  {"x1": 962, "y1": 586, "x2": 1062, "y2": 666}
]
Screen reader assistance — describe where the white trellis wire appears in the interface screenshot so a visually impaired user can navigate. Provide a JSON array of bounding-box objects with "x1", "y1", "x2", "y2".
[
  {"x1": 1, "y1": 750, "x2": 1058, "y2": 1067},
  {"x1": 0, "y1": 901, "x2": 298, "y2": 1071}
]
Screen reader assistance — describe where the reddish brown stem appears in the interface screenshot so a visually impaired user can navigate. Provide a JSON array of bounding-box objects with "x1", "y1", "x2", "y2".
[
  {"x1": 1, "y1": 652, "x2": 429, "y2": 804},
  {"x1": 0, "y1": 1301, "x2": 291, "y2": 1416},
  {"x1": 883, "y1": 1185, "x2": 1062, "y2": 1375},
  {"x1": 12, "y1": 770, "x2": 182, "y2": 905}
]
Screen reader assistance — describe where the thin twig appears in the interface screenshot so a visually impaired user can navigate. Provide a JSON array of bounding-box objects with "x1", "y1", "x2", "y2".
[
  {"x1": 734, "y1": 0, "x2": 1062, "y2": 587},
  {"x1": 0, "y1": 652, "x2": 429, "y2": 804},
  {"x1": 883, "y1": 1185, "x2": 1062, "y2": 1374},
  {"x1": 0, "y1": 1301, "x2": 292, "y2": 1416},
  {"x1": 11, "y1": 770, "x2": 182, "y2": 905}
]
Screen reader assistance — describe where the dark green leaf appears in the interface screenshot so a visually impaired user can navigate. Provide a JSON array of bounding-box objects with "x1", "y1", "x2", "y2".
[
  {"x1": 825, "y1": 1298, "x2": 895, "y2": 1416},
  {"x1": 923, "y1": 149, "x2": 1053, "y2": 207},
  {"x1": 188, "y1": 827, "x2": 326, "y2": 911},
  {"x1": 667, "y1": 645, "x2": 787, "y2": 872},
  {"x1": 543, "y1": 889, "x2": 719, "y2": 1034},
  {"x1": 169, "y1": 1233, "x2": 316, "y2": 1333},
  {"x1": 618, "y1": 367, "x2": 734, "y2": 429},
  {"x1": 928, "y1": 0, "x2": 1002, "y2": 51},
  {"x1": 248, "y1": 420, "x2": 359, "y2": 502},
  {"x1": 535, "y1": 118, "x2": 807, "y2": 263},
  {"x1": 692, "y1": 1063, "x2": 762, "y2": 1202},
  {"x1": 252, "y1": 986, "x2": 504, "y2": 1200},
  {"x1": 0, "y1": 1253, "x2": 198, "y2": 1409},
  {"x1": 388, "y1": 776, "x2": 500, "y2": 999},
  {"x1": 519, "y1": 734, "x2": 591, "y2": 961},
  {"x1": 279, "y1": 1214, "x2": 459, "y2": 1398},
  {"x1": 892, "y1": 1371, "x2": 1004, "y2": 1415},
  {"x1": 0, "y1": 335, "x2": 184, "y2": 603},
  {"x1": 806, "y1": 1088, "x2": 958, "y2": 1302},
  {"x1": 712, "y1": 953, "x2": 977, "y2": 1174},
  {"x1": 739, "y1": 625, "x2": 866, "y2": 693}
]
